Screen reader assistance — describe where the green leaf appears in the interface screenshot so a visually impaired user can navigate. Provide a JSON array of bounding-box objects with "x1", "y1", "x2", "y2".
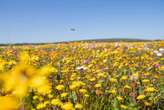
[
  {"x1": 113, "y1": 98, "x2": 120, "y2": 110},
  {"x1": 69, "y1": 91, "x2": 77, "y2": 103}
]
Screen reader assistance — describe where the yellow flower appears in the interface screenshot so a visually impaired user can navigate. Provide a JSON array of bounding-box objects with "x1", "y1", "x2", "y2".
[
  {"x1": 51, "y1": 98, "x2": 62, "y2": 106},
  {"x1": 43, "y1": 101, "x2": 49, "y2": 106},
  {"x1": 69, "y1": 81, "x2": 85, "y2": 90},
  {"x1": 12, "y1": 82, "x2": 28, "y2": 97},
  {"x1": 31, "y1": 55, "x2": 39, "y2": 62},
  {"x1": 33, "y1": 95, "x2": 39, "y2": 100},
  {"x1": 97, "y1": 73, "x2": 107, "y2": 78},
  {"x1": 0, "y1": 64, "x2": 4, "y2": 71},
  {"x1": 84, "y1": 94, "x2": 90, "y2": 98},
  {"x1": 30, "y1": 76, "x2": 52, "y2": 94},
  {"x1": 0, "y1": 96, "x2": 19, "y2": 110},
  {"x1": 13, "y1": 64, "x2": 36, "y2": 78},
  {"x1": 132, "y1": 73, "x2": 139, "y2": 77},
  {"x1": 61, "y1": 92, "x2": 68, "y2": 98},
  {"x1": 36, "y1": 103, "x2": 46, "y2": 109},
  {"x1": 19, "y1": 51, "x2": 30, "y2": 64},
  {"x1": 39, "y1": 65, "x2": 57, "y2": 76},
  {"x1": 144, "y1": 101, "x2": 152, "y2": 106},
  {"x1": 79, "y1": 89, "x2": 87, "y2": 94},
  {"x1": 37, "y1": 84, "x2": 51, "y2": 94},
  {"x1": 142, "y1": 79, "x2": 150, "y2": 83},
  {"x1": 0, "y1": 58, "x2": 6, "y2": 70},
  {"x1": 117, "y1": 96, "x2": 123, "y2": 101},
  {"x1": 61, "y1": 102, "x2": 74, "y2": 110},
  {"x1": 110, "y1": 78, "x2": 117, "y2": 83},
  {"x1": 120, "y1": 104, "x2": 128, "y2": 109},
  {"x1": 94, "y1": 83, "x2": 102, "y2": 88},
  {"x1": 48, "y1": 94, "x2": 53, "y2": 99},
  {"x1": 88, "y1": 77, "x2": 96, "y2": 82},
  {"x1": 144, "y1": 87, "x2": 158, "y2": 92},
  {"x1": 124, "y1": 85, "x2": 131, "y2": 89},
  {"x1": 120, "y1": 75, "x2": 128, "y2": 80},
  {"x1": 131, "y1": 73, "x2": 139, "y2": 80},
  {"x1": 106, "y1": 88, "x2": 116, "y2": 94},
  {"x1": 137, "y1": 94, "x2": 145, "y2": 100},
  {"x1": 75, "y1": 103, "x2": 83, "y2": 109},
  {"x1": 2, "y1": 64, "x2": 36, "y2": 97},
  {"x1": 154, "y1": 75, "x2": 160, "y2": 79},
  {"x1": 56, "y1": 84, "x2": 65, "y2": 91},
  {"x1": 30, "y1": 76, "x2": 46, "y2": 88},
  {"x1": 8, "y1": 60, "x2": 17, "y2": 65},
  {"x1": 144, "y1": 72, "x2": 151, "y2": 76},
  {"x1": 60, "y1": 80, "x2": 64, "y2": 83},
  {"x1": 39, "y1": 97, "x2": 44, "y2": 101},
  {"x1": 70, "y1": 74, "x2": 77, "y2": 81},
  {"x1": 69, "y1": 84, "x2": 77, "y2": 90}
]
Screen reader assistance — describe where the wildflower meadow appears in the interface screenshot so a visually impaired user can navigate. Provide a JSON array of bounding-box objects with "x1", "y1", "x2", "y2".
[{"x1": 0, "y1": 41, "x2": 163, "y2": 110}]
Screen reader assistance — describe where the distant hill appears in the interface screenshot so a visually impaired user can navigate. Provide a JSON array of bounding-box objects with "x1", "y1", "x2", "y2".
[
  {"x1": 0, "y1": 38, "x2": 163, "y2": 46},
  {"x1": 71, "y1": 38, "x2": 158, "y2": 42}
]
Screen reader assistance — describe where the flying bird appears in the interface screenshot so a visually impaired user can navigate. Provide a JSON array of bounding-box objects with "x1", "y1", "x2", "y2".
[{"x1": 70, "y1": 28, "x2": 76, "y2": 32}]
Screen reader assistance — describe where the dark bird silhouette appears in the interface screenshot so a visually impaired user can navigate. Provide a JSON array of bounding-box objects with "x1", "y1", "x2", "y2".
[{"x1": 70, "y1": 28, "x2": 76, "y2": 31}]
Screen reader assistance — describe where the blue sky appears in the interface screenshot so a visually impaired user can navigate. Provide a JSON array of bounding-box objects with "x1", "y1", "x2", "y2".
[{"x1": 0, "y1": 0, "x2": 164, "y2": 43}]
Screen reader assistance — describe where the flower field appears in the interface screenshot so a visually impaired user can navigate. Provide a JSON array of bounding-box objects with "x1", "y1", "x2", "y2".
[{"x1": 0, "y1": 41, "x2": 163, "y2": 110}]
